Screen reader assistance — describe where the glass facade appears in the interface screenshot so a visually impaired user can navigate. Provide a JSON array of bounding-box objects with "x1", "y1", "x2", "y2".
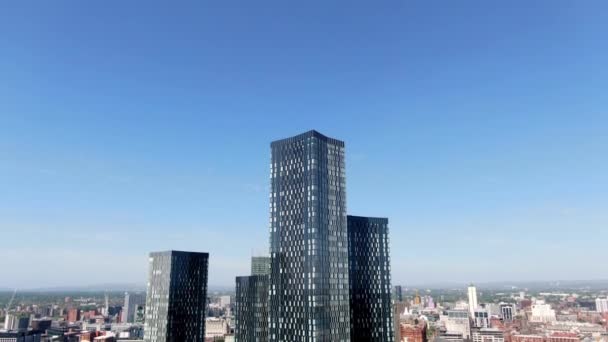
[
  {"x1": 251, "y1": 256, "x2": 271, "y2": 276},
  {"x1": 122, "y1": 292, "x2": 146, "y2": 323},
  {"x1": 269, "y1": 130, "x2": 350, "y2": 342},
  {"x1": 394, "y1": 285, "x2": 403, "y2": 302},
  {"x1": 144, "y1": 250, "x2": 209, "y2": 342},
  {"x1": 235, "y1": 275, "x2": 270, "y2": 342},
  {"x1": 347, "y1": 216, "x2": 394, "y2": 342}
]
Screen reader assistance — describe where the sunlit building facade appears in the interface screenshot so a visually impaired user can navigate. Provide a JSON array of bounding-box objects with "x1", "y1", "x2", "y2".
[
  {"x1": 144, "y1": 250, "x2": 209, "y2": 342},
  {"x1": 268, "y1": 130, "x2": 350, "y2": 342}
]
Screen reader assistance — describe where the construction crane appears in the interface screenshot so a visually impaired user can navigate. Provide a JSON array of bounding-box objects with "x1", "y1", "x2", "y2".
[
  {"x1": 5, "y1": 289, "x2": 17, "y2": 312},
  {"x1": 3, "y1": 289, "x2": 17, "y2": 327}
]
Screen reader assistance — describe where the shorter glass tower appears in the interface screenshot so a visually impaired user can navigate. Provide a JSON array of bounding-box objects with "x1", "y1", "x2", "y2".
[
  {"x1": 235, "y1": 275, "x2": 269, "y2": 342},
  {"x1": 347, "y1": 216, "x2": 394, "y2": 342},
  {"x1": 144, "y1": 250, "x2": 209, "y2": 342},
  {"x1": 122, "y1": 292, "x2": 146, "y2": 323},
  {"x1": 251, "y1": 256, "x2": 270, "y2": 276}
]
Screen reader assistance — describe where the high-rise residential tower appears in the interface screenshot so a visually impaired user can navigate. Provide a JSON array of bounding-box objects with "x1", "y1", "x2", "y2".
[
  {"x1": 394, "y1": 285, "x2": 403, "y2": 302},
  {"x1": 500, "y1": 303, "x2": 516, "y2": 322},
  {"x1": 347, "y1": 215, "x2": 394, "y2": 342},
  {"x1": 104, "y1": 293, "x2": 109, "y2": 316},
  {"x1": 251, "y1": 256, "x2": 271, "y2": 276},
  {"x1": 3, "y1": 314, "x2": 29, "y2": 332},
  {"x1": 468, "y1": 284, "x2": 478, "y2": 317},
  {"x1": 268, "y1": 130, "x2": 350, "y2": 342},
  {"x1": 235, "y1": 275, "x2": 269, "y2": 342},
  {"x1": 122, "y1": 292, "x2": 146, "y2": 323},
  {"x1": 144, "y1": 250, "x2": 209, "y2": 342},
  {"x1": 235, "y1": 256, "x2": 271, "y2": 342},
  {"x1": 596, "y1": 298, "x2": 608, "y2": 313}
]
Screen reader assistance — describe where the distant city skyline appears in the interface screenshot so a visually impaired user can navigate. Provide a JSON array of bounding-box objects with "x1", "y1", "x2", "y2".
[{"x1": 1, "y1": 1, "x2": 608, "y2": 288}]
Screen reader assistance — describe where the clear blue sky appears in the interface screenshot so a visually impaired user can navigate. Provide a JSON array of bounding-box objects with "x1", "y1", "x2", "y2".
[{"x1": 1, "y1": 1, "x2": 607, "y2": 289}]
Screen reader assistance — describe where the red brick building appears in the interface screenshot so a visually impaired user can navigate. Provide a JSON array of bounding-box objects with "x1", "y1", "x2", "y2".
[
  {"x1": 67, "y1": 308, "x2": 80, "y2": 322},
  {"x1": 511, "y1": 333, "x2": 581, "y2": 342},
  {"x1": 547, "y1": 333, "x2": 580, "y2": 342},
  {"x1": 400, "y1": 322, "x2": 427, "y2": 342},
  {"x1": 491, "y1": 318, "x2": 505, "y2": 330},
  {"x1": 511, "y1": 334, "x2": 545, "y2": 342}
]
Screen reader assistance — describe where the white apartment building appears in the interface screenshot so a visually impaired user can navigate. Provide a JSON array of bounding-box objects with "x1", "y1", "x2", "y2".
[
  {"x1": 220, "y1": 295, "x2": 231, "y2": 307},
  {"x1": 205, "y1": 318, "x2": 229, "y2": 338},
  {"x1": 442, "y1": 310, "x2": 471, "y2": 340},
  {"x1": 468, "y1": 284, "x2": 479, "y2": 317},
  {"x1": 596, "y1": 298, "x2": 608, "y2": 313},
  {"x1": 530, "y1": 300, "x2": 556, "y2": 323}
]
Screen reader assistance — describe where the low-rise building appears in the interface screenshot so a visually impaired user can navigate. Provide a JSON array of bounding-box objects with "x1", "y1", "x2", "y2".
[
  {"x1": 473, "y1": 328, "x2": 505, "y2": 342},
  {"x1": 93, "y1": 334, "x2": 116, "y2": 342},
  {"x1": 531, "y1": 301, "x2": 556, "y2": 323},
  {"x1": 546, "y1": 333, "x2": 580, "y2": 342},
  {"x1": 400, "y1": 321, "x2": 427, "y2": 342},
  {"x1": 394, "y1": 302, "x2": 408, "y2": 342},
  {"x1": 511, "y1": 334, "x2": 545, "y2": 342},
  {"x1": 205, "y1": 318, "x2": 229, "y2": 339},
  {"x1": 438, "y1": 332, "x2": 465, "y2": 342},
  {"x1": 0, "y1": 330, "x2": 42, "y2": 342},
  {"x1": 443, "y1": 310, "x2": 471, "y2": 340}
]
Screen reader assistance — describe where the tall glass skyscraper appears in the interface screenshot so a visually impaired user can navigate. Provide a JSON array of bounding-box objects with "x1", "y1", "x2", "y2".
[
  {"x1": 268, "y1": 130, "x2": 350, "y2": 342},
  {"x1": 347, "y1": 216, "x2": 394, "y2": 342},
  {"x1": 144, "y1": 250, "x2": 209, "y2": 342}
]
